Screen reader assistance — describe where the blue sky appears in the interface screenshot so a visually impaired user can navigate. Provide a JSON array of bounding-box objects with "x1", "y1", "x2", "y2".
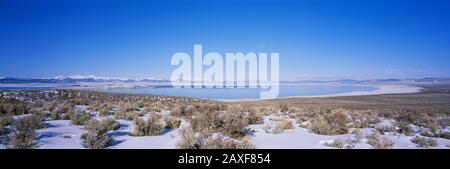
[{"x1": 0, "y1": 0, "x2": 449, "y2": 80}]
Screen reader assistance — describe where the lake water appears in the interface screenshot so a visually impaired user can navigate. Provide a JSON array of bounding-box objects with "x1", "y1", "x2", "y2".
[{"x1": 99, "y1": 85, "x2": 377, "y2": 100}]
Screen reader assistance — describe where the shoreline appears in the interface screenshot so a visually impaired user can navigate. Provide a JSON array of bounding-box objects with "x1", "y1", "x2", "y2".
[
  {"x1": 217, "y1": 85, "x2": 423, "y2": 102},
  {"x1": 0, "y1": 83, "x2": 424, "y2": 102}
]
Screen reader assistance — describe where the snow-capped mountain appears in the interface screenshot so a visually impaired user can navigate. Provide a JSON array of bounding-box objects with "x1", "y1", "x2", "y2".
[{"x1": 0, "y1": 75, "x2": 170, "y2": 84}]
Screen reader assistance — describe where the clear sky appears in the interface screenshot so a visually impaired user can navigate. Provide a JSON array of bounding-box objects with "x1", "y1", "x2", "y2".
[{"x1": 1, "y1": 0, "x2": 449, "y2": 80}]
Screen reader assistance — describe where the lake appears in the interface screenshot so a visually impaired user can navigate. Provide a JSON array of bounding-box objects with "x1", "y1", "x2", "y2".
[{"x1": 99, "y1": 85, "x2": 377, "y2": 100}]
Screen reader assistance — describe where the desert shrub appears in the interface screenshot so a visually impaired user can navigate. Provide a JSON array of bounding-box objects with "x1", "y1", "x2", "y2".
[
  {"x1": 351, "y1": 128, "x2": 363, "y2": 143},
  {"x1": 0, "y1": 116, "x2": 13, "y2": 135},
  {"x1": 436, "y1": 132, "x2": 450, "y2": 140},
  {"x1": 50, "y1": 109, "x2": 61, "y2": 120},
  {"x1": 309, "y1": 111, "x2": 349, "y2": 135},
  {"x1": 425, "y1": 120, "x2": 440, "y2": 134},
  {"x1": 0, "y1": 115, "x2": 13, "y2": 127},
  {"x1": 295, "y1": 112, "x2": 309, "y2": 123},
  {"x1": 376, "y1": 126, "x2": 396, "y2": 135},
  {"x1": 366, "y1": 131, "x2": 394, "y2": 149},
  {"x1": 84, "y1": 118, "x2": 120, "y2": 133},
  {"x1": 164, "y1": 116, "x2": 181, "y2": 129},
  {"x1": 84, "y1": 119, "x2": 107, "y2": 133},
  {"x1": 176, "y1": 126, "x2": 202, "y2": 149},
  {"x1": 81, "y1": 119, "x2": 114, "y2": 149},
  {"x1": 98, "y1": 103, "x2": 113, "y2": 116},
  {"x1": 144, "y1": 106, "x2": 161, "y2": 113},
  {"x1": 68, "y1": 110, "x2": 91, "y2": 125},
  {"x1": 204, "y1": 135, "x2": 255, "y2": 149},
  {"x1": 70, "y1": 98, "x2": 90, "y2": 106},
  {"x1": 437, "y1": 117, "x2": 450, "y2": 128},
  {"x1": 324, "y1": 139, "x2": 345, "y2": 149},
  {"x1": 397, "y1": 122, "x2": 415, "y2": 136},
  {"x1": 176, "y1": 127, "x2": 255, "y2": 149},
  {"x1": 0, "y1": 99, "x2": 30, "y2": 115},
  {"x1": 327, "y1": 111, "x2": 348, "y2": 134},
  {"x1": 171, "y1": 105, "x2": 188, "y2": 117},
  {"x1": 349, "y1": 111, "x2": 380, "y2": 128},
  {"x1": 82, "y1": 131, "x2": 112, "y2": 149},
  {"x1": 310, "y1": 115, "x2": 333, "y2": 135},
  {"x1": 395, "y1": 110, "x2": 430, "y2": 126},
  {"x1": 114, "y1": 105, "x2": 139, "y2": 120},
  {"x1": 27, "y1": 114, "x2": 47, "y2": 129},
  {"x1": 190, "y1": 111, "x2": 221, "y2": 132},
  {"x1": 220, "y1": 111, "x2": 249, "y2": 138},
  {"x1": 9, "y1": 117, "x2": 38, "y2": 149},
  {"x1": 247, "y1": 111, "x2": 263, "y2": 125},
  {"x1": 279, "y1": 104, "x2": 289, "y2": 113},
  {"x1": 410, "y1": 136, "x2": 437, "y2": 148},
  {"x1": 49, "y1": 104, "x2": 72, "y2": 120},
  {"x1": 272, "y1": 119, "x2": 294, "y2": 134},
  {"x1": 131, "y1": 113, "x2": 162, "y2": 136},
  {"x1": 101, "y1": 118, "x2": 120, "y2": 131}
]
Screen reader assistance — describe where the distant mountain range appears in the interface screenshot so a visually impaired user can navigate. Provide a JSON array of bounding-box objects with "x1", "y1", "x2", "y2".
[
  {"x1": 0, "y1": 76, "x2": 170, "y2": 84},
  {"x1": 281, "y1": 77, "x2": 450, "y2": 84},
  {"x1": 0, "y1": 76, "x2": 449, "y2": 84}
]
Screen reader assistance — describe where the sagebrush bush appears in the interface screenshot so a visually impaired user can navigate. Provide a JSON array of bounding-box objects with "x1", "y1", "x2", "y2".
[
  {"x1": 0, "y1": 99, "x2": 30, "y2": 115},
  {"x1": 190, "y1": 111, "x2": 221, "y2": 132},
  {"x1": 395, "y1": 109, "x2": 430, "y2": 126},
  {"x1": 329, "y1": 111, "x2": 348, "y2": 134},
  {"x1": 436, "y1": 132, "x2": 450, "y2": 140},
  {"x1": 164, "y1": 116, "x2": 181, "y2": 129},
  {"x1": 220, "y1": 111, "x2": 249, "y2": 138},
  {"x1": 82, "y1": 131, "x2": 113, "y2": 149},
  {"x1": 176, "y1": 126, "x2": 201, "y2": 149},
  {"x1": 273, "y1": 119, "x2": 294, "y2": 134},
  {"x1": 324, "y1": 139, "x2": 345, "y2": 149},
  {"x1": 397, "y1": 122, "x2": 415, "y2": 136},
  {"x1": 84, "y1": 119, "x2": 108, "y2": 133},
  {"x1": 410, "y1": 136, "x2": 437, "y2": 148},
  {"x1": 114, "y1": 103, "x2": 139, "y2": 120},
  {"x1": 84, "y1": 118, "x2": 120, "y2": 133},
  {"x1": 9, "y1": 117, "x2": 38, "y2": 149},
  {"x1": 376, "y1": 126, "x2": 396, "y2": 135},
  {"x1": 50, "y1": 109, "x2": 61, "y2": 120},
  {"x1": 366, "y1": 131, "x2": 394, "y2": 149},
  {"x1": 101, "y1": 117, "x2": 120, "y2": 131},
  {"x1": 68, "y1": 110, "x2": 90, "y2": 125},
  {"x1": 0, "y1": 116, "x2": 13, "y2": 135},
  {"x1": 247, "y1": 110, "x2": 263, "y2": 125},
  {"x1": 82, "y1": 119, "x2": 114, "y2": 149},
  {"x1": 114, "y1": 108, "x2": 139, "y2": 120},
  {"x1": 0, "y1": 115, "x2": 13, "y2": 127},
  {"x1": 49, "y1": 104, "x2": 72, "y2": 120},
  {"x1": 351, "y1": 128, "x2": 363, "y2": 143},
  {"x1": 176, "y1": 127, "x2": 255, "y2": 149},
  {"x1": 171, "y1": 105, "x2": 189, "y2": 117},
  {"x1": 349, "y1": 111, "x2": 380, "y2": 128},
  {"x1": 310, "y1": 115, "x2": 333, "y2": 135},
  {"x1": 131, "y1": 113, "x2": 162, "y2": 136},
  {"x1": 93, "y1": 103, "x2": 113, "y2": 116},
  {"x1": 204, "y1": 135, "x2": 255, "y2": 149},
  {"x1": 279, "y1": 104, "x2": 289, "y2": 113},
  {"x1": 25, "y1": 114, "x2": 48, "y2": 130}
]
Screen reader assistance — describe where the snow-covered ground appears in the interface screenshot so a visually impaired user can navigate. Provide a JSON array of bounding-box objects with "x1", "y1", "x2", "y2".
[
  {"x1": 247, "y1": 116, "x2": 450, "y2": 149},
  {"x1": 107, "y1": 119, "x2": 183, "y2": 149},
  {"x1": 37, "y1": 120, "x2": 85, "y2": 149},
  {"x1": 1, "y1": 111, "x2": 448, "y2": 149}
]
